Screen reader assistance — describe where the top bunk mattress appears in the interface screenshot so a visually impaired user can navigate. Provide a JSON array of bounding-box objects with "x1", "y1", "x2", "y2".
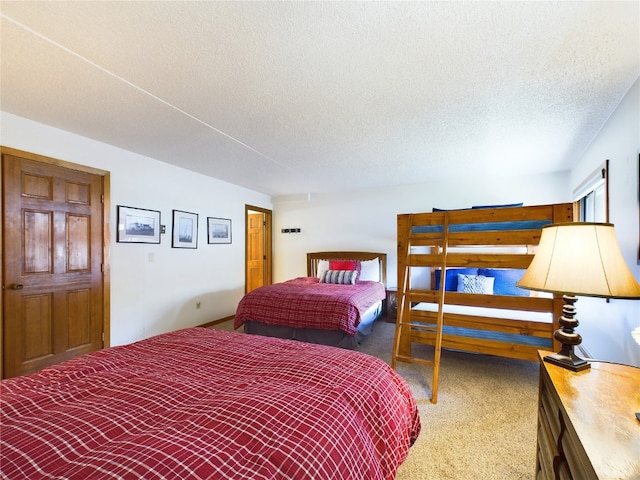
[{"x1": 411, "y1": 219, "x2": 552, "y2": 234}]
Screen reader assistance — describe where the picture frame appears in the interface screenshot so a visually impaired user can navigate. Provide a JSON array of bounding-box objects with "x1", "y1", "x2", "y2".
[
  {"x1": 207, "y1": 217, "x2": 232, "y2": 244},
  {"x1": 172, "y1": 210, "x2": 198, "y2": 249},
  {"x1": 116, "y1": 205, "x2": 161, "y2": 244}
]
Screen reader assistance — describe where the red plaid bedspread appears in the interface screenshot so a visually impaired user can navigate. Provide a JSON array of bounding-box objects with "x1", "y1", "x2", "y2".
[
  {"x1": 234, "y1": 277, "x2": 386, "y2": 335},
  {"x1": 0, "y1": 328, "x2": 420, "y2": 480}
]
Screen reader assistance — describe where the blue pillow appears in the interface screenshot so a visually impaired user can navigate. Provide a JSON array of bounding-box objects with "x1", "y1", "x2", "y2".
[
  {"x1": 434, "y1": 268, "x2": 479, "y2": 291},
  {"x1": 478, "y1": 268, "x2": 529, "y2": 296},
  {"x1": 471, "y1": 203, "x2": 523, "y2": 209}
]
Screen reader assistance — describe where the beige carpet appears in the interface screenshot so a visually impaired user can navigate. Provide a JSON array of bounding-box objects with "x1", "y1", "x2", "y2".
[
  {"x1": 360, "y1": 320, "x2": 539, "y2": 480},
  {"x1": 212, "y1": 319, "x2": 540, "y2": 479}
]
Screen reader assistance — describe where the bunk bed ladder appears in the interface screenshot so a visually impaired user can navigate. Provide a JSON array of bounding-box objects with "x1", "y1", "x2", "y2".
[{"x1": 392, "y1": 213, "x2": 449, "y2": 404}]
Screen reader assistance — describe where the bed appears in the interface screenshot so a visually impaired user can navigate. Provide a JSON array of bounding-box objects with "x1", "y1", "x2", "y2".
[
  {"x1": 0, "y1": 327, "x2": 420, "y2": 480},
  {"x1": 235, "y1": 252, "x2": 387, "y2": 349},
  {"x1": 392, "y1": 203, "x2": 574, "y2": 401}
]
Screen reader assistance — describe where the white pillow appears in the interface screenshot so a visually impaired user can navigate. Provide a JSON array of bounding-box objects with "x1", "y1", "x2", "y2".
[
  {"x1": 457, "y1": 274, "x2": 494, "y2": 294},
  {"x1": 530, "y1": 290, "x2": 554, "y2": 298},
  {"x1": 316, "y1": 259, "x2": 329, "y2": 278},
  {"x1": 359, "y1": 258, "x2": 380, "y2": 282}
]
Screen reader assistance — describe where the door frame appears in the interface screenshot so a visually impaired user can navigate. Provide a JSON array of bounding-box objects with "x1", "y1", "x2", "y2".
[
  {"x1": 244, "y1": 204, "x2": 272, "y2": 293},
  {"x1": 0, "y1": 147, "x2": 111, "y2": 378}
]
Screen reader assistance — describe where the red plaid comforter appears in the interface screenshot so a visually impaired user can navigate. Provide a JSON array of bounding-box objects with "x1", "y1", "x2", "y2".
[
  {"x1": 0, "y1": 328, "x2": 420, "y2": 480},
  {"x1": 234, "y1": 277, "x2": 386, "y2": 335}
]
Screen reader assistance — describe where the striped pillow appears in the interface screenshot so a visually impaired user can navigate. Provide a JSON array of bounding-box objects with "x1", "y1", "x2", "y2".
[{"x1": 320, "y1": 270, "x2": 358, "y2": 285}]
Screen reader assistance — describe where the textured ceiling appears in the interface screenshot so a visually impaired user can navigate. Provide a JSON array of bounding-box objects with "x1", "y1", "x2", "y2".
[{"x1": 1, "y1": 1, "x2": 638, "y2": 198}]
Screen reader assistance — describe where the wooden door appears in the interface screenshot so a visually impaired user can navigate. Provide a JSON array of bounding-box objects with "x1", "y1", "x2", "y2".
[
  {"x1": 246, "y1": 212, "x2": 265, "y2": 293},
  {"x1": 2, "y1": 153, "x2": 105, "y2": 378}
]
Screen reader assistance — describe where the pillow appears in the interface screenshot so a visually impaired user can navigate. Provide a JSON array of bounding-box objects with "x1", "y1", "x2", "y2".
[
  {"x1": 431, "y1": 207, "x2": 466, "y2": 212},
  {"x1": 358, "y1": 258, "x2": 380, "y2": 282},
  {"x1": 329, "y1": 259, "x2": 358, "y2": 271},
  {"x1": 471, "y1": 203, "x2": 523, "y2": 209},
  {"x1": 320, "y1": 270, "x2": 358, "y2": 285},
  {"x1": 478, "y1": 268, "x2": 529, "y2": 296},
  {"x1": 434, "y1": 268, "x2": 479, "y2": 291},
  {"x1": 329, "y1": 259, "x2": 361, "y2": 280},
  {"x1": 457, "y1": 274, "x2": 494, "y2": 294},
  {"x1": 316, "y1": 259, "x2": 329, "y2": 278},
  {"x1": 529, "y1": 290, "x2": 554, "y2": 298},
  {"x1": 432, "y1": 203, "x2": 523, "y2": 212}
]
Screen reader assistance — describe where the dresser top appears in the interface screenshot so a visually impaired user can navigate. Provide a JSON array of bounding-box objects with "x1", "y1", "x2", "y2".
[{"x1": 538, "y1": 351, "x2": 640, "y2": 479}]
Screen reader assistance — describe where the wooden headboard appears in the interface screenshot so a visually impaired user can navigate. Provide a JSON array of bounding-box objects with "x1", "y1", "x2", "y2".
[{"x1": 307, "y1": 251, "x2": 387, "y2": 286}]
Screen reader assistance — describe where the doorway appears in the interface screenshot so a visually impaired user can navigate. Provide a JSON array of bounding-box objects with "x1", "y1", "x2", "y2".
[
  {"x1": 1, "y1": 147, "x2": 110, "y2": 378},
  {"x1": 245, "y1": 205, "x2": 272, "y2": 293}
]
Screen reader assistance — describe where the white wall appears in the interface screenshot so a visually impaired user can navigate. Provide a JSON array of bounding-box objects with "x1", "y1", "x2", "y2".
[
  {"x1": 1, "y1": 112, "x2": 272, "y2": 347},
  {"x1": 568, "y1": 77, "x2": 640, "y2": 367},
  {"x1": 273, "y1": 173, "x2": 570, "y2": 288}
]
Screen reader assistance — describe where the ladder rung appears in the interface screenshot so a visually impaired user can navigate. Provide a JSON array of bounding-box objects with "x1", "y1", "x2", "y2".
[
  {"x1": 395, "y1": 320, "x2": 438, "y2": 332},
  {"x1": 394, "y1": 355, "x2": 435, "y2": 367}
]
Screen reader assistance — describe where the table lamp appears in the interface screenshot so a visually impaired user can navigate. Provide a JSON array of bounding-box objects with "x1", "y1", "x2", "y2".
[{"x1": 517, "y1": 222, "x2": 640, "y2": 371}]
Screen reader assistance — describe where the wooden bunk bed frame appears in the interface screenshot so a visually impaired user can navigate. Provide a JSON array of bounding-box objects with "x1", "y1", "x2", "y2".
[{"x1": 392, "y1": 203, "x2": 574, "y2": 403}]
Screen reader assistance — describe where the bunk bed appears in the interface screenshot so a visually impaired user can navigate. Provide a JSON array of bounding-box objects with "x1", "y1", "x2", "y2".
[
  {"x1": 392, "y1": 203, "x2": 574, "y2": 402},
  {"x1": 1, "y1": 327, "x2": 420, "y2": 480},
  {"x1": 235, "y1": 252, "x2": 387, "y2": 349}
]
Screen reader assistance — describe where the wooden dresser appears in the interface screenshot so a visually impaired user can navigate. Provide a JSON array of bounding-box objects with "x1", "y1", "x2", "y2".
[{"x1": 536, "y1": 351, "x2": 640, "y2": 480}]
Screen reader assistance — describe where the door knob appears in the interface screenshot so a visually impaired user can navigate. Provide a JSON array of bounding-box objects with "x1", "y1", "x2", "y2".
[{"x1": 10, "y1": 284, "x2": 24, "y2": 290}]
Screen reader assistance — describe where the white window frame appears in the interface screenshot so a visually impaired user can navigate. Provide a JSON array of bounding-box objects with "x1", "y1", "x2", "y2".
[{"x1": 573, "y1": 160, "x2": 609, "y2": 223}]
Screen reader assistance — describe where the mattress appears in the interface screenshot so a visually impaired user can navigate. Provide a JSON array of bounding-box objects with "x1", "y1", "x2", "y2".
[
  {"x1": 0, "y1": 327, "x2": 420, "y2": 480},
  {"x1": 413, "y1": 302, "x2": 552, "y2": 323},
  {"x1": 411, "y1": 302, "x2": 553, "y2": 348},
  {"x1": 234, "y1": 277, "x2": 386, "y2": 336},
  {"x1": 243, "y1": 301, "x2": 383, "y2": 349}
]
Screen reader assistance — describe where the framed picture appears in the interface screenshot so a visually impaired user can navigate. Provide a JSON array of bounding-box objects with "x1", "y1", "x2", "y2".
[
  {"x1": 172, "y1": 210, "x2": 198, "y2": 249},
  {"x1": 117, "y1": 205, "x2": 161, "y2": 244},
  {"x1": 207, "y1": 217, "x2": 232, "y2": 244}
]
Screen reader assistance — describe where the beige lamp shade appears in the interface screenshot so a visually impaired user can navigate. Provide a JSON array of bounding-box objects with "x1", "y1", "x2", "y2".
[{"x1": 517, "y1": 223, "x2": 640, "y2": 299}]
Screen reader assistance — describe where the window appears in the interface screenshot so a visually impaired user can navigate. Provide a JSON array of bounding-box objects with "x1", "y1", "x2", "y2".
[{"x1": 573, "y1": 160, "x2": 608, "y2": 223}]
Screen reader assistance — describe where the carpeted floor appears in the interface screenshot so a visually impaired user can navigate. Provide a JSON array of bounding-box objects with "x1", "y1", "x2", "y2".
[
  {"x1": 360, "y1": 320, "x2": 539, "y2": 480},
  {"x1": 212, "y1": 319, "x2": 540, "y2": 479}
]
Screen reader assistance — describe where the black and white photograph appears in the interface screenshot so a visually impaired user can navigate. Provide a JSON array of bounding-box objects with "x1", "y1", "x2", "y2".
[
  {"x1": 207, "y1": 217, "x2": 232, "y2": 244},
  {"x1": 172, "y1": 210, "x2": 198, "y2": 249},
  {"x1": 117, "y1": 205, "x2": 161, "y2": 244}
]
